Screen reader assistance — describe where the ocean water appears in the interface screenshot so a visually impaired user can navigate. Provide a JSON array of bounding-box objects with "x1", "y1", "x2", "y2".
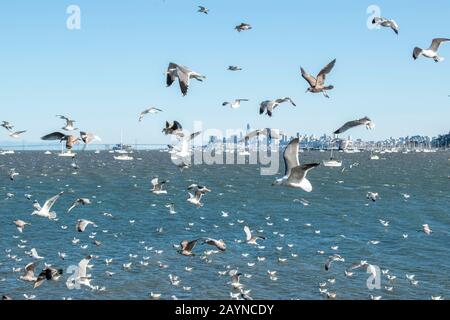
[{"x1": 0, "y1": 150, "x2": 449, "y2": 300}]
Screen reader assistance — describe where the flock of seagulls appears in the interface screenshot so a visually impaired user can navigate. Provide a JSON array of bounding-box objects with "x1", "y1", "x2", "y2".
[{"x1": 1, "y1": 4, "x2": 448, "y2": 301}]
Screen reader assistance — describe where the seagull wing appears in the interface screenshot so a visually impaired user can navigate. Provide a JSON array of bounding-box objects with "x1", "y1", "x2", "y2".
[
  {"x1": 334, "y1": 119, "x2": 365, "y2": 134},
  {"x1": 176, "y1": 67, "x2": 190, "y2": 96},
  {"x1": 283, "y1": 138, "x2": 300, "y2": 176},
  {"x1": 300, "y1": 67, "x2": 317, "y2": 87},
  {"x1": 41, "y1": 132, "x2": 66, "y2": 141},
  {"x1": 316, "y1": 59, "x2": 336, "y2": 86},
  {"x1": 244, "y1": 226, "x2": 252, "y2": 241},
  {"x1": 429, "y1": 38, "x2": 450, "y2": 51},
  {"x1": 42, "y1": 192, "x2": 63, "y2": 212},
  {"x1": 166, "y1": 62, "x2": 178, "y2": 87},
  {"x1": 185, "y1": 239, "x2": 198, "y2": 252}
]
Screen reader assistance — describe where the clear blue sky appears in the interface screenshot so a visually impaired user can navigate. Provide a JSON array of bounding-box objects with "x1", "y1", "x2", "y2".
[{"x1": 0, "y1": 0, "x2": 449, "y2": 145}]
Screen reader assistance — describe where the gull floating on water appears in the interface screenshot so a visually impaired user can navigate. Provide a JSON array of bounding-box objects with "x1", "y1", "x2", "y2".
[
  {"x1": 259, "y1": 97, "x2": 296, "y2": 117},
  {"x1": 273, "y1": 138, "x2": 320, "y2": 191},
  {"x1": 31, "y1": 192, "x2": 64, "y2": 220},
  {"x1": 151, "y1": 177, "x2": 168, "y2": 195},
  {"x1": 334, "y1": 117, "x2": 375, "y2": 134},
  {"x1": 301, "y1": 59, "x2": 336, "y2": 98},
  {"x1": 67, "y1": 198, "x2": 91, "y2": 213},
  {"x1": 422, "y1": 224, "x2": 432, "y2": 235},
  {"x1": 166, "y1": 63, "x2": 205, "y2": 96},
  {"x1": 139, "y1": 107, "x2": 163, "y2": 122},
  {"x1": 372, "y1": 17, "x2": 399, "y2": 35},
  {"x1": 413, "y1": 38, "x2": 450, "y2": 62},
  {"x1": 366, "y1": 192, "x2": 379, "y2": 202}
]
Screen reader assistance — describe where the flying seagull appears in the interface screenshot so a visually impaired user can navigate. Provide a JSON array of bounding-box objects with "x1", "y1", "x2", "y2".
[
  {"x1": 151, "y1": 177, "x2": 168, "y2": 195},
  {"x1": 235, "y1": 23, "x2": 252, "y2": 32},
  {"x1": 223, "y1": 99, "x2": 249, "y2": 109},
  {"x1": 202, "y1": 238, "x2": 226, "y2": 251},
  {"x1": 19, "y1": 262, "x2": 38, "y2": 282},
  {"x1": 162, "y1": 121, "x2": 183, "y2": 137},
  {"x1": 178, "y1": 239, "x2": 199, "y2": 256},
  {"x1": 187, "y1": 184, "x2": 211, "y2": 207},
  {"x1": 9, "y1": 130, "x2": 27, "y2": 139},
  {"x1": 13, "y1": 220, "x2": 31, "y2": 233},
  {"x1": 243, "y1": 128, "x2": 283, "y2": 142},
  {"x1": 76, "y1": 219, "x2": 96, "y2": 232},
  {"x1": 31, "y1": 192, "x2": 64, "y2": 220},
  {"x1": 166, "y1": 63, "x2": 206, "y2": 96},
  {"x1": 9, "y1": 168, "x2": 19, "y2": 181},
  {"x1": 41, "y1": 132, "x2": 80, "y2": 150},
  {"x1": 173, "y1": 131, "x2": 202, "y2": 159},
  {"x1": 372, "y1": 17, "x2": 399, "y2": 35},
  {"x1": 1, "y1": 121, "x2": 13, "y2": 131},
  {"x1": 139, "y1": 107, "x2": 163, "y2": 122},
  {"x1": 413, "y1": 38, "x2": 450, "y2": 62},
  {"x1": 259, "y1": 97, "x2": 296, "y2": 117},
  {"x1": 34, "y1": 267, "x2": 63, "y2": 288},
  {"x1": 228, "y1": 66, "x2": 242, "y2": 71},
  {"x1": 272, "y1": 138, "x2": 320, "y2": 191},
  {"x1": 301, "y1": 59, "x2": 336, "y2": 98},
  {"x1": 80, "y1": 132, "x2": 101, "y2": 145},
  {"x1": 198, "y1": 6, "x2": 209, "y2": 14},
  {"x1": 334, "y1": 117, "x2": 375, "y2": 134},
  {"x1": 67, "y1": 198, "x2": 92, "y2": 213},
  {"x1": 244, "y1": 226, "x2": 266, "y2": 245},
  {"x1": 56, "y1": 115, "x2": 78, "y2": 131}
]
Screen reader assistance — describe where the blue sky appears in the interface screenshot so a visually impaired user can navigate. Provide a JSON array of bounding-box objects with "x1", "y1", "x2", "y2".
[{"x1": 0, "y1": 0, "x2": 449, "y2": 145}]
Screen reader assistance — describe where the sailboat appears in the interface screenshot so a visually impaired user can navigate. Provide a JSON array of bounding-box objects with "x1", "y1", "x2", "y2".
[
  {"x1": 370, "y1": 150, "x2": 380, "y2": 160},
  {"x1": 114, "y1": 131, "x2": 133, "y2": 161},
  {"x1": 323, "y1": 148, "x2": 342, "y2": 167}
]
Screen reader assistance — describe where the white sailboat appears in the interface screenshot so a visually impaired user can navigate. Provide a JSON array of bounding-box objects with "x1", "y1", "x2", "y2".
[
  {"x1": 323, "y1": 148, "x2": 342, "y2": 167},
  {"x1": 114, "y1": 131, "x2": 134, "y2": 161}
]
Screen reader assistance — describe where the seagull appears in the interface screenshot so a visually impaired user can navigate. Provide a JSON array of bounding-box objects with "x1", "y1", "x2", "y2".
[
  {"x1": 202, "y1": 238, "x2": 226, "y2": 251},
  {"x1": 41, "y1": 132, "x2": 80, "y2": 150},
  {"x1": 367, "y1": 192, "x2": 379, "y2": 202},
  {"x1": 413, "y1": 38, "x2": 450, "y2": 62},
  {"x1": 244, "y1": 226, "x2": 266, "y2": 245},
  {"x1": 8, "y1": 169, "x2": 19, "y2": 181},
  {"x1": 79, "y1": 132, "x2": 101, "y2": 145},
  {"x1": 139, "y1": 107, "x2": 163, "y2": 122},
  {"x1": 372, "y1": 17, "x2": 399, "y2": 35},
  {"x1": 151, "y1": 177, "x2": 168, "y2": 195},
  {"x1": 272, "y1": 138, "x2": 320, "y2": 191},
  {"x1": 31, "y1": 192, "x2": 64, "y2": 220},
  {"x1": 162, "y1": 121, "x2": 183, "y2": 136},
  {"x1": 56, "y1": 115, "x2": 78, "y2": 131},
  {"x1": 178, "y1": 239, "x2": 199, "y2": 256},
  {"x1": 2, "y1": 295, "x2": 12, "y2": 300},
  {"x1": 9, "y1": 130, "x2": 26, "y2": 139},
  {"x1": 13, "y1": 220, "x2": 31, "y2": 233},
  {"x1": 19, "y1": 262, "x2": 38, "y2": 282},
  {"x1": 186, "y1": 184, "x2": 210, "y2": 207},
  {"x1": 259, "y1": 98, "x2": 296, "y2": 117},
  {"x1": 301, "y1": 59, "x2": 336, "y2": 98},
  {"x1": 243, "y1": 128, "x2": 282, "y2": 142},
  {"x1": 173, "y1": 131, "x2": 201, "y2": 159},
  {"x1": 422, "y1": 224, "x2": 432, "y2": 235},
  {"x1": 379, "y1": 219, "x2": 389, "y2": 227},
  {"x1": 166, "y1": 63, "x2": 206, "y2": 96},
  {"x1": 165, "y1": 203, "x2": 176, "y2": 214},
  {"x1": 334, "y1": 117, "x2": 375, "y2": 134},
  {"x1": 1, "y1": 121, "x2": 14, "y2": 131},
  {"x1": 198, "y1": 6, "x2": 209, "y2": 14},
  {"x1": 228, "y1": 66, "x2": 242, "y2": 71},
  {"x1": 34, "y1": 267, "x2": 63, "y2": 288},
  {"x1": 29, "y1": 248, "x2": 44, "y2": 260},
  {"x1": 223, "y1": 99, "x2": 249, "y2": 109},
  {"x1": 75, "y1": 255, "x2": 93, "y2": 288},
  {"x1": 235, "y1": 23, "x2": 252, "y2": 32},
  {"x1": 230, "y1": 272, "x2": 244, "y2": 289},
  {"x1": 67, "y1": 198, "x2": 91, "y2": 213},
  {"x1": 325, "y1": 254, "x2": 345, "y2": 271},
  {"x1": 76, "y1": 219, "x2": 96, "y2": 232}
]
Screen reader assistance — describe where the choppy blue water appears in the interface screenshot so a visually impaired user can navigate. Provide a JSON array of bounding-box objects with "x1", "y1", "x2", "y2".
[{"x1": 0, "y1": 150, "x2": 449, "y2": 300}]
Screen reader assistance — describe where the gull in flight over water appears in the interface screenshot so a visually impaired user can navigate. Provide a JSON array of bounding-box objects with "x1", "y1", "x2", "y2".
[
  {"x1": 76, "y1": 219, "x2": 96, "y2": 232},
  {"x1": 41, "y1": 132, "x2": 80, "y2": 150},
  {"x1": 151, "y1": 177, "x2": 168, "y2": 195},
  {"x1": 178, "y1": 239, "x2": 199, "y2": 256},
  {"x1": 372, "y1": 17, "x2": 399, "y2": 35},
  {"x1": 19, "y1": 262, "x2": 38, "y2": 282},
  {"x1": 34, "y1": 267, "x2": 63, "y2": 288},
  {"x1": 301, "y1": 59, "x2": 336, "y2": 98},
  {"x1": 9, "y1": 168, "x2": 19, "y2": 181},
  {"x1": 162, "y1": 121, "x2": 184, "y2": 137},
  {"x1": 139, "y1": 107, "x2": 163, "y2": 122},
  {"x1": 228, "y1": 66, "x2": 242, "y2": 71},
  {"x1": 9, "y1": 130, "x2": 27, "y2": 139},
  {"x1": 334, "y1": 117, "x2": 375, "y2": 134},
  {"x1": 13, "y1": 220, "x2": 31, "y2": 233},
  {"x1": 80, "y1": 132, "x2": 101, "y2": 145},
  {"x1": 235, "y1": 23, "x2": 252, "y2": 32},
  {"x1": 172, "y1": 131, "x2": 201, "y2": 159},
  {"x1": 1, "y1": 121, "x2": 14, "y2": 131},
  {"x1": 244, "y1": 226, "x2": 266, "y2": 245},
  {"x1": 259, "y1": 97, "x2": 296, "y2": 117},
  {"x1": 56, "y1": 115, "x2": 78, "y2": 131},
  {"x1": 273, "y1": 138, "x2": 320, "y2": 192},
  {"x1": 187, "y1": 184, "x2": 211, "y2": 207},
  {"x1": 166, "y1": 63, "x2": 206, "y2": 96},
  {"x1": 413, "y1": 38, "x2": 450, "y2": 62},
  {"x1": 223, "y1": 99, "x2": 249, "y2": 109},
  {"x1": 31, "y1": 192, "x2": 64, "y2": 220},
  {"x1": 67, "y1": 198, "x2": 92, "y2": 213},
  {"x1": 202, "y1": 238, "x2": 226, "y2": 251}
]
